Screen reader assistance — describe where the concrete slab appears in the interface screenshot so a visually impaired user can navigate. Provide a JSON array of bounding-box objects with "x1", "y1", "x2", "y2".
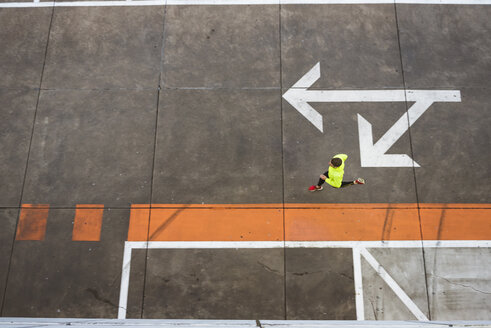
[
  {"x1": 285, "y1": 248, "x2": 356, "y2": 320},
  {"x1": 152, "y1": 89, "x2": 283, "y2": 204},
  {"x1": 362, "y1": 248, "x2": 428, "y2": 320},
  {"x1": 162, "y1": 5, "x2": 280, "y2": 88},
  {"x1": 397, "y1": 5, "x2": 491, "y2": 88},
  {"x1": 424, "y1": 248, "x2": 491, "y2": 320},
  {"x1": 282, "y1": 99, "x2": 417, "y2": 203},
  {"x1": 0, "y1": 209, "x2": 18, "y2": 312},
  {"x1": 22, "y1": 90, "x2": 157, "y2": 207},
  {"x1": 409, "y1": 88, "x2": 491, "y2": 203},
  {"x1": 2, "y1": 208, "x2": 131, "y2": 317},
  {"x1": 142, "y1": 249, "x2": 284, "y2": 319},
  {"x1": 0, "y1": 90, "x2": 37, "y2": 207},
  {"x1": 0, "y1": 8, "x2": 52, "y2": 88},
  {"x1": 42, "y1": 7, "x2": 163, "y2": 89},
  {"x1": 126, "y1": 248, "x2": 146, "y2": 319},
  {"x1": 281, "y1": 4, "x2": 403, "y2": 89}
]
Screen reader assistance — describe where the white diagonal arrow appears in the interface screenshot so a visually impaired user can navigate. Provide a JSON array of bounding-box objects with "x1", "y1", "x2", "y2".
[{"x1": 282, "y1": 62, "x2": 461, "y2": 167}]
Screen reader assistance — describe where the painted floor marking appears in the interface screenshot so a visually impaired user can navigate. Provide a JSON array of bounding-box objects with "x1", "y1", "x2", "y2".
[
  {"x1": 282, "y1": 63, "x2": 461, "y2": 167},
  {"x1": 2, "y1": 0, "x2": 491, "y2": 8},
  {"x1": 359, "y1": 247, "x2": 428, "y2": 321},
  {"x1": 118, "y1": 240, "x2": 491, "y2": 319},
  {"x1": 15, "y1": 204, "x2": 49, "y2": 241},
  {"x1": 72, "y1": 204, "x2": 104, "y2": 241},
  {"x1": 127, "y1": 203, "x2": 491, "y2": 242},
  {"x1": 352, "y1": 247, "x2": 364, "y2": 321}
]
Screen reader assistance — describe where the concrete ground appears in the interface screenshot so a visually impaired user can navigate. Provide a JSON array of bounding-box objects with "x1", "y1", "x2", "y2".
[{"x1": 0, "y1": 1, "x2": 490, "y2": 322}]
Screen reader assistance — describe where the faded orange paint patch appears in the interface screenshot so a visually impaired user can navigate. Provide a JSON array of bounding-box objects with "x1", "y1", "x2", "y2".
[
  {"x1": 420, "y1": 204, "x2": 491, "y2": 240},
  {"x1": 125, "y1": 203, "x2": 491, "y2": 242},
  {"x1": 127, "y1": 204, "x2": 284, "y2": 242},
  {"x1": 16, "y1": 204, "x2": 49, "y2": 241},
  {"x1": 285, "y1": 203, "x2": 421, "y2": 241},
  {"x1": 72, "y1": 204, "x2": 104, "y2": 241},
  {"x1": 127, "y1": 204, "x2": 151, "y2": 241}
]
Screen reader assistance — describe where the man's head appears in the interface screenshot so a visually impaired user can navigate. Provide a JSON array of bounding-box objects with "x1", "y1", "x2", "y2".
[{"x1": 330, "y1": 157, "x2": 342, "y2": 168}]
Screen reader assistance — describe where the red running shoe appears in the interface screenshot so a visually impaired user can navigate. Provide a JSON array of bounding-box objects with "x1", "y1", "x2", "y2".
[
  {"x1": 308, "y1": 185, "x2": 323, "y2": 192},
  {"x1": 354, "y1": 178, "x2": 365, "y2": 185}
]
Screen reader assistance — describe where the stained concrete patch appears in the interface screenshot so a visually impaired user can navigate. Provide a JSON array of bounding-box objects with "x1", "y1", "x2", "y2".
[
  {"x1": 2, "y1": 208, "x2": 129, "y2": 317},
  {"x1": 410, "y1": 88, "x2": 491, "y2": 203},
  {"x1": 162, "y1": 5, "x2": 280, "y2": 88},
  {"x1": 281, "y1": 4, "x2": 403, "y2": 89},
  {"x1": 0, "y1": 8, "x2": 52, "y2": 88},
  {"x1": 362, "y1": 248, "x2": 429, "y2": 320},
  {"x1": 285, "y1": 248, "x2": 356, "y2": 320},
  {"x1": 0, "y1": 90, "x2": 38, "y2": 207},
  {"x1": 22, "y1": 90, "x2": 157, "y2": 207},
  {"x1": 282, "y1": 99, "x2": 417, "y2": 203},
  {"x1": 142, "y1": 249, "x2": 284, "y2": 319},
  {"x1": 424, "y1": 247, "x2": 491, "y2": 320},
  {"x1": 397, "y1": 5, "x2": 491, "y2": 88},
  {"x1": 152, "y1": 89, "x2": 282, "y2": 204},
  {"x1": 42, "y1": 6, "x2": 163, "y2": 89},
  {"x1": 0, "y1": 209, "x2": 18, "y2": 312}
]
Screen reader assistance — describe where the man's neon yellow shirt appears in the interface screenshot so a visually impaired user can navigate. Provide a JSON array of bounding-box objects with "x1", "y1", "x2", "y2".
[{"x1": 325, "y1": 154, "x2": 348, "y2": 188}]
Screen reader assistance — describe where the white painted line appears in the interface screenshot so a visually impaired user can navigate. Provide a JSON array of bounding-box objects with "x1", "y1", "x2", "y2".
[
  {"x1": 353, "y1": 247, "x2": 365, "y2": 321},
  {"x1": 118, "y1": 240, "x2": 491, "y2": 319},
  {"x1": 359, "y1": 247, "x2": 429, "y2": 321},
  {"x1": 282, "y1": 62, "x2": 461, "y2": 167},
  {"x1": 2, "y1": 0, "x2": 491, "y2": 8},
  {"x1": 125, "y1": 240, "x2": 491, "y2": 249},
  {"x1": 118, "y1": 242, "x2": 135, "y2": 319}
]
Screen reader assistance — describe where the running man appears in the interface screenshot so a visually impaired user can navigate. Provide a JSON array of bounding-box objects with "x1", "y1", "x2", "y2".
[{"x1": 308, "y1": 154, "x2": 365, "y2": 191}]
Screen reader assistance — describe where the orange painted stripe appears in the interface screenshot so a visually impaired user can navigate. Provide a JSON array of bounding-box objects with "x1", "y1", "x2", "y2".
[
  {"x1": 16, "y1": 204, "x2": 49, "y2": 241},
  {"x1": 72, "y1": 204, "x2": 104, "y2": 241},
  {"x1": 126, "y1": 203, "x2": 491, "y2": 242},
  {"x1": 420, "y1": 204, "x2": 491, "y2": 240},
  {"x1": 128, "y1": 204, "x2": 150, "y2": 241},
  {"x1": 285, "y1": 204, "x2": 421, "y2": 241},
  {"x1": 148, "y1": 206, "x2": 283, "y2": 242}
]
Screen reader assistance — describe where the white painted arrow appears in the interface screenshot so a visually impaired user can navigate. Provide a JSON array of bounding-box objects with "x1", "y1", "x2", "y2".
[{"x1": 282, "y1": 62, "x2": 461, "y2": 167}]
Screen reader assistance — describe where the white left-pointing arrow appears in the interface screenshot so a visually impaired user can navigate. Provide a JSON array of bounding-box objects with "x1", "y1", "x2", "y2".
[{"x1": 282, "y1": 62, "x2": 461, "y2": 167}]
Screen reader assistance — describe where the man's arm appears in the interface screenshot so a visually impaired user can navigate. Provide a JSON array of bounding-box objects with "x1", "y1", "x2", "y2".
[{"x1": 334, "y1": 154, "x2": 348, "y2": 161}]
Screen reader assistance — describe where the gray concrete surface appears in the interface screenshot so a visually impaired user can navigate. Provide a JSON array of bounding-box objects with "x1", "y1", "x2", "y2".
[
  {"x1": 2, "y1": 209, "x2": 129, "y2": 317},
  {"x1": 152, "y1": 89, "x2": 283, "y2": 204},
  {"x1": 142, "y1": 249, "x2": 284, "y2": 319},
  {"x1": 0, "y1": 2, "x2": 489, "y2": 322},
  {"x1": 22, "y1": 90, "x2": 157, "y2": 207},
  {"x1": 0, "y1": 90, "x2": 37, "y2": 207},
  {"x1": 285, "y1": 248, "x2": 355, "y2": 320},
  {"x1": 362, "y1": 248, "x2": 428, "y2": 320}
]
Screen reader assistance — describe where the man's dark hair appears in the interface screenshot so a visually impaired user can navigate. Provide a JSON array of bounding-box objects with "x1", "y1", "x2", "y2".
[{"x1": 331, "y1": 157, "x2": 342, "y2": 167}]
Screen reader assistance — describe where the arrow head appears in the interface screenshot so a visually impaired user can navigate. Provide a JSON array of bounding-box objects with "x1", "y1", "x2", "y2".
[
  {"x1": 357, "y1": 114, "x2": 420, "y2": 167},
  {"x1": 282, "y1": 62, "x2": 324, "y2": 133}
]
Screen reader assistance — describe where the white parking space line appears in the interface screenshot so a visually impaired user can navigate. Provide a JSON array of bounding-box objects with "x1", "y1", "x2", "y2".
[{"x1": 117, "y1": 240, "x2": 491, "y2": 319}]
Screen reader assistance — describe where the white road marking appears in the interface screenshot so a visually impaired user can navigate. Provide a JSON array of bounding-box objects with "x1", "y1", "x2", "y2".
[
  {"x1": 353, "y1": 247, "x2": 365, "y2": 321},
  {"x1": 359, "y1": 247, "x2": 429, "y2": 321},
  {"x1": 118, "y1": 240, "x2": 491, "y2": 319},
  {"x1": 117, "y1": 241, "x2": 135, "y2": 319},
  {"x1": 2, "y1": 0, "x2": 491, "y2": 8},
  {"x1": 282, "y1": 62, "x2": 461, "y2": 167}
]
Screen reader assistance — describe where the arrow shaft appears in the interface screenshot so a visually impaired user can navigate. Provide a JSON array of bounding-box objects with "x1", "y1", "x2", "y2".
[
  {"x1": 374, "y1": 100, "x2": 433, "y2": 153},
  {"x1": 289, "y1": 89, "x2": 461, "y2": 103}
]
